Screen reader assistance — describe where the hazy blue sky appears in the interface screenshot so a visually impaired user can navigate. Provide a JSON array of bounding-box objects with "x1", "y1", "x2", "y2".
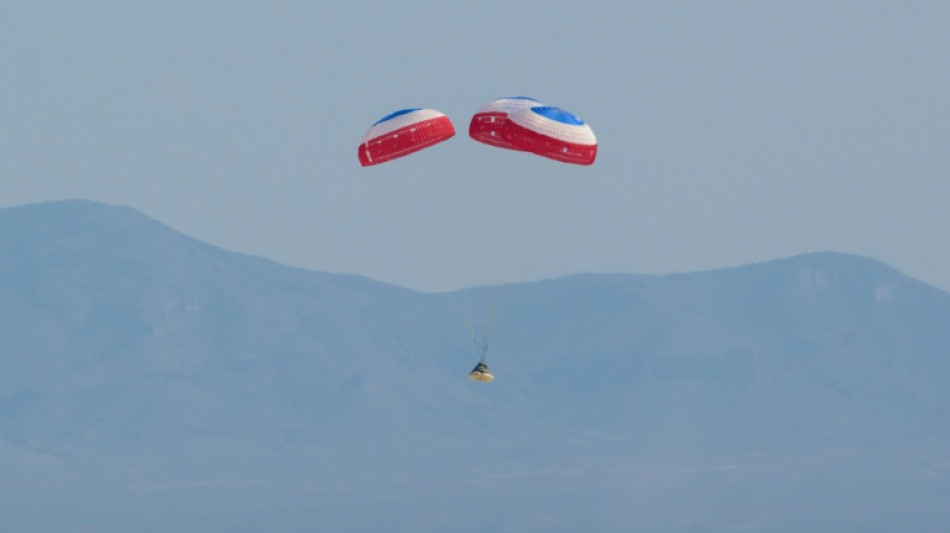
[{"x1": 3, "y1": 1, "x2": 948, "y2": 292}]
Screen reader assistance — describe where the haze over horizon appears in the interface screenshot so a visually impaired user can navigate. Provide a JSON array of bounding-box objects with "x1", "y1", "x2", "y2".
[{"x1": 3, "y1": 197, "x2": 948, "y2": 296}]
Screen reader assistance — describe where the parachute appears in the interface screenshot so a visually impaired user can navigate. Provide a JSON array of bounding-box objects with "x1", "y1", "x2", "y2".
[
  {"x1": 468, "y1": 96, "x2": 543, "y2": 151},
  {"x1": 359, "y1": 101, "x2": 596, "y2": 167},
  {"x1": 358, "y1": 108, "x2": 455, "y2": 167},
  {"x1": 357, "y1": 97, "x2": 598, "y2": 381},
  {"x1": 502, "y1": 105, "x2": 597, "y2": 165}
]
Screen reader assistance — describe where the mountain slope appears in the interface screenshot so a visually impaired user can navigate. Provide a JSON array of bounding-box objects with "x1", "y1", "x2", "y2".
[{"x1": 1, "y1": 200, "x2": 949, "y2": 533}]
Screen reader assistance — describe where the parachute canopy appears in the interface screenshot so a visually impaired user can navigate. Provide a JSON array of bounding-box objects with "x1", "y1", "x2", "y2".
[
  {"x1": 358, "y1": 108, "x2": 455, "y2": 167},
  {"x1": 503, "y1": 105, "x2": 597, "y2": 165},
  {"x1": 469, "y1": 96, "x2": 543, "y2": 151},
  {"x1": 468, "y1": 361, "x2": 494, "y2": 383}
]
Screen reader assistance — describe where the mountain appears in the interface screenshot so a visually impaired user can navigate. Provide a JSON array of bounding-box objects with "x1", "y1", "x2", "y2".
[{"x1": 1, "y1": 200, "x2": 949, "y2": 533}]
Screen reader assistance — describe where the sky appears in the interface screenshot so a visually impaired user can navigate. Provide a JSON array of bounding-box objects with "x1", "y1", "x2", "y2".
[{"x1": 2, "y1": 1, "x2": 949, "y2": 292}]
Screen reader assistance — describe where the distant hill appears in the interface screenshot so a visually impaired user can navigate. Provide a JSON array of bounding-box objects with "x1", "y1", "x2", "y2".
[{"x1": 2, "y1": 200, "x2": 948, "y2": 533}]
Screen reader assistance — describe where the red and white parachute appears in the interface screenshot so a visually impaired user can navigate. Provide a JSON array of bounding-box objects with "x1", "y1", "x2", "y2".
[
  {"x1": 357, "y1": 99, "x2": 596, "y2": 167},
  {"x1": 502, "y1": 105, "x2": 597, "y2": 165},
  {"x1": 358, "y1": 108, "x2": 455, "y2": 167},
  {"x1": 468, "y1": 96, "x2": 543, "y2": 152},
  {"x1": 356, "y1": 98, "x2": 598, "y2": 382}
]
